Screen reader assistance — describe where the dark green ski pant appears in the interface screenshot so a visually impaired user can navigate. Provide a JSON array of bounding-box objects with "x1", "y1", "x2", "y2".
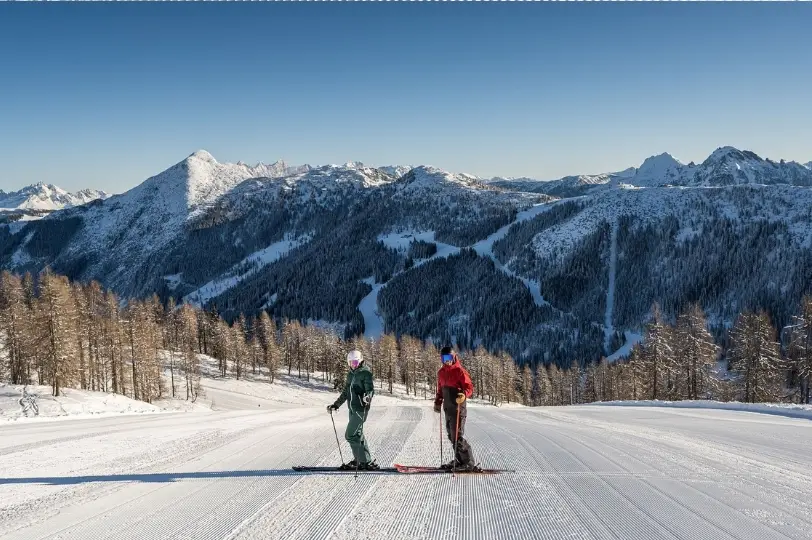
[{"x1": 346, "y1": 409, "x2": 371, "y2": 463}]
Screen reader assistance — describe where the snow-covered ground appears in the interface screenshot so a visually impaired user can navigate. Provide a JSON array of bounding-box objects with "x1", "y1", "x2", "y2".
[
  {"x1": 0, "y1": 383, "x2": 207, "y2": 423},
  {"x1": 590, "y1": 399, "x2": 812, "y2": 421},
  {"x1": 2, "y1": 363, "x2": 812, "y2": 539},
  {"x1": 606, "y1": 330, "x2": 643, "y2": 362},
  {"x1": 378, "y1": 230, "x2": 461, "y2": 266},
  {"x1": 358, "y1": 277, "x2": 386, "y2": 339}
]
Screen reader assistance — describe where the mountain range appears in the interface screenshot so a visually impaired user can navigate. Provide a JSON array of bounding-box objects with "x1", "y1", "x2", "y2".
[
  {"x1": 0, "y1": 183, "x2": 109, "y2": 214},
  {"x1": 2, "y1": 146, "x2": 811, "y2": 367}
]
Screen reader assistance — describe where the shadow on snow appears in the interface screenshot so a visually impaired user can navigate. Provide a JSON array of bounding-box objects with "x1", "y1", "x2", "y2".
[{"x1": 0, "y1": 469, "x2": 402, "y2": 486}]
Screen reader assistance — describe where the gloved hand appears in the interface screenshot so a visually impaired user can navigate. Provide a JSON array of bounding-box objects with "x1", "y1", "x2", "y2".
[
  {"x1": 433, "y1": 401, "x2": 442, "y2": 413},
  {"x1": 455, "y1": 393, "x2": 466, "y2": 405},
  {"x1": 327, "y1": 404, "x2": 338, "y2": 413},
  {"x1": 362, "y1": 394, "x2": 372, "y2": 407}
]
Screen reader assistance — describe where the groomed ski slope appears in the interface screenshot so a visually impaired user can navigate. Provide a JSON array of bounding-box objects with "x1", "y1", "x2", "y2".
[{"x1": 2, "y1": 387, "x2": 812, "y2": 539}]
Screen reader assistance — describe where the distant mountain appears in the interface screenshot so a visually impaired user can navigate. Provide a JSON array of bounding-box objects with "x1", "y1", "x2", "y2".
[
  {"x1": 490, "y1": 147, "x2": 812, "y2": 197},
  {"x1": 489, "y1": 168, "x2": 636, "y2": 198},
  {"x1": 0, "y1": 183, "x2": 109, "y2": 212},
  {"x1": 3, "y1": 146, "x2": 812, "y2": 367},
  {"x1": 376, "y1": 165, "x2": 413, "y2": 178}
]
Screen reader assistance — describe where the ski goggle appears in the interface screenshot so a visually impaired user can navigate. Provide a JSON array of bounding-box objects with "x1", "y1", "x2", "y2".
[
  {"x1": 441, "y1": 354, "x2": 454, "y2": 364},
  {"x1": 348, "y1": 359, "x2": 361, "y2": 369}
]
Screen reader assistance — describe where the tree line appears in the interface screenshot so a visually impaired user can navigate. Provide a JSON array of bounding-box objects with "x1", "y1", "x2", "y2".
[{"x1": 2, "y1": 269, "x2": 810, "y2": 407}]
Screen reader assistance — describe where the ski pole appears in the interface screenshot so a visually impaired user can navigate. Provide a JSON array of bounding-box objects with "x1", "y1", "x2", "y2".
[
  {"x1": 329, "y1": 409, "x2": 345, "y2": 465},
  {"x1": 439, "y1": 409, "x2": 444, "y2": 467},
  {"x1": 453, "y1": 405, "x2": 461, "y2": 477}
]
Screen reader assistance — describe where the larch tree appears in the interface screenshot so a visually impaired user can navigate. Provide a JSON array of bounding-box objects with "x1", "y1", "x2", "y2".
[
  {"x1": 521, "y1": 365, "x2": 533, "y2": 405},
  {"x1": 674, "y1": 303, "x2": 719, "y2": 400},
  {"x1": 786, "y1": 295, "x2": 812, "y2": 404},
  {"x1": 257, "y1": 311, "x2": 279, "y2": 383},
  {"x1": 378, "y1": 333, "x2": 398, "y2": 394},
  {"x1": 37, "y1": 270, "x2": 79, "y2": 397},
  {"x1": 178, "y1": 303, "x2": 200, "y2": 400},
  {"x1": 638, "y1": 303, "x2": 675, "y2": 400},
  {"x1": 533, "y1": 363, "x2": 552, "y2": 406},
  {"x1": 0, "y1": 272, "x2": 31, "y2": 384},
  {"x1": 231, "y1": 317, "x2": 248, "y2": 380},
  {"x1": 105, "y1": 291, "x2": 126, "y2": 396},
  {"x1": 728, "y1": 311, "x2": 783, "y2": 403}
]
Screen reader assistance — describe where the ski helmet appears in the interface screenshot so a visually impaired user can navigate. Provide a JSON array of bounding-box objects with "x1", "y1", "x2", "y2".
[{"x1": 347, "y1": 350, "x2": 363, "y2": 369}]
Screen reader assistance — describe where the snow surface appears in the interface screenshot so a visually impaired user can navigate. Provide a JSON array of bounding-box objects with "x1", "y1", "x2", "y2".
[
  {"x1": 2, "y1": 377, "x2": 812, "y2": 540},
  {"x1": 0, "y1": 384, "x2": 204, "y2": 423},
  {"x1": 378, "y1": 230, "x2": 461, "y2": 265},
  {"x1": 605, "y1": 331, "x2": 643, "y2": 362},
  {"x1": 358, "y1": 277, "x2": 385, "y2": 339},
  {"x1": 590, "y1": 400, "x2": 812, "y2": 421}
]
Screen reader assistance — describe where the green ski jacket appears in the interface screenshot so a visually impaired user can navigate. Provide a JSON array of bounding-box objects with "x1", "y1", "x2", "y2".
[{"x1": 332, "y1": 364, "x2": 375, "y2": 415}]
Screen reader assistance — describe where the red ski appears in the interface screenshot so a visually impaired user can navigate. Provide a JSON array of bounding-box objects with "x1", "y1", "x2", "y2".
[{"x1": 393, "y1": 464, "x2": 512, "y2": 474}]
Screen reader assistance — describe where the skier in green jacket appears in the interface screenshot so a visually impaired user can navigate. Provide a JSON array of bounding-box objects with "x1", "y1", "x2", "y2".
[{"x1": 327, "y1": 350, "x2": 379, "y2": 470}]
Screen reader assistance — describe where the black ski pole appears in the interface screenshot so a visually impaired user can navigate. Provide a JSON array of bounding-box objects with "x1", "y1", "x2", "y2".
[
  {"x1": 453, "y1": 404, "x2": 461, "y2": 478},
  {"x1": 329, "y1": 409, "x2": 345, "y2": 465},
  {"x1": 439, "y1": 408, "x2": 444, "y2": 467}
]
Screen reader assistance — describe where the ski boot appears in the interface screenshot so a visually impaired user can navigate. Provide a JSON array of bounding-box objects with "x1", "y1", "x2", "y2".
[
  {"x1": 454, "y1": 462, "x2": 482, "y2": 473},
  {"x1": 338, "y1": 460, "x2": 357, "y2": 471},
  {"x1": 440, "y1": 459, "x2": 460, "y2": 471},
  {"x1": 358, "y1": 461, "x2": 380, "y2": 471}
]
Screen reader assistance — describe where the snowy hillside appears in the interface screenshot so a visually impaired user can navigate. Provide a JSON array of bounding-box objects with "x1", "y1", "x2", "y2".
[
  {"x1": 2, "y1": 365, "x2": 812, "y2": 539},
  {"x1": 0, "y1": 183, "x2": 108, "y2": 212},
  {"x1": 3, "y1": 146, "x2": 812, "y2": 365}
]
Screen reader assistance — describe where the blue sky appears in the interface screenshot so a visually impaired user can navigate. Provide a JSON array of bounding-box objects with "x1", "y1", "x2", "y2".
[{"x1": 1, "y1": 3, "x2": 811, "y2": 193}]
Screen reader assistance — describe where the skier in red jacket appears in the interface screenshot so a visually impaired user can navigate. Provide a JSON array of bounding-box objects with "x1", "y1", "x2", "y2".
[{"x1": 434, "y1": 346, "x2": 477, "y2": 471}]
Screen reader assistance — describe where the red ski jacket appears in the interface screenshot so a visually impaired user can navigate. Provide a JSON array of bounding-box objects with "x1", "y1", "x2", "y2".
[{"x1": 435, "y1": 361, "x2": 474, "y2": 410}]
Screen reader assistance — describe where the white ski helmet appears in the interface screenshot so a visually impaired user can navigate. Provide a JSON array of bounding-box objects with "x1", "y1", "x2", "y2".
[{"x1": 347, "y1": 349, "x2": 363, "y2": 368}]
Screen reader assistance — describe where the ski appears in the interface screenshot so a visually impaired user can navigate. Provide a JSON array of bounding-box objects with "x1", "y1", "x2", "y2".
[
  {"x1": 393, "y1": 464, "x2": 513, "y2": 474},
  {"x1": 292, "y1": 466, "x2": 398, "y2": 472}
]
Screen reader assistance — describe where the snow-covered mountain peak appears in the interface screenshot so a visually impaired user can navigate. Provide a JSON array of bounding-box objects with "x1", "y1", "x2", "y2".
[
  {"x1": 138, "y1": 151, "x2": 306, "y2": 213},
  {"x1": 805, "y1": 161, "x2": 812, "y2": 170},
  {"x1": 637, "y1": 152, "x2": 684, "y2": 175},
  {"x1": 341, "y1": 161, "x2": 366, "y2": 169},
  {"x1": 391, "y1": 166, "x2": 492, "y2": 199},
  {"x1": 703, "y1": 146, "x2": 762, "y2": 166},
  {"x1": 0, "y1": 182, "x2": 108, "y2": 212},
  {"x1": 292, "y1": 163, "x2": 395, "y2": 189},
  {"x1": 628, "y1": 152, "x2": 686, "y2": 187},
  {"x1": 411, "y1": 166, "x2": 480, "y2": 183},
  {"x1": 377, "y1": 165, "x2": 413, "y2": 178},
  {"x1": 187, "y1": 149, "x2": 218, "y2": 164}
]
